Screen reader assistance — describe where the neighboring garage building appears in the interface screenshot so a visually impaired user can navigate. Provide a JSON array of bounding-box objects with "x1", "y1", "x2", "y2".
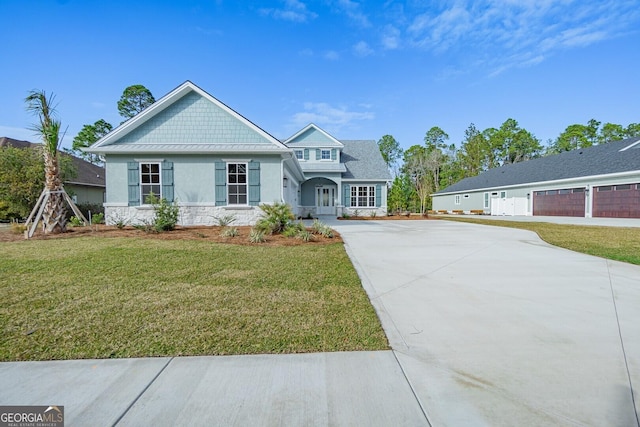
[{"x1": 432, "y1": 137, "x2": 640, "y2": 218}]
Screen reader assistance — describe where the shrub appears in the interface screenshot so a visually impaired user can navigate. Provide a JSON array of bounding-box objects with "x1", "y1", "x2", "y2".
[
  {"x1": 91, "y1": 212, "x2": 105, "y2": 224},
  {"x1": 353, "y1": 209, "x2": 360, "y2": 218},
  {"x1": 73, "y1": 203, "x2": 104, "y2": 221},
  {"x1": 310, "y1": 219, "x2": 334, "y2": 238},
  {"x1": 109, "y1": 211, "x2": 130, "y2": 229},
  {"x1": 68, "y1": 216, "x2": 84, "y2": 227},
  {"x1": 221, "y1": 227, "x2": 239, "y2": 237},
  {"x1": 133, "y1": 219, "x2": 156, "y2": 233},
  {"x1": 10, "y1": 222, "x2": 26, "y2": 234},
  {"x1": 283, "y1": 222, "x2": 305, "y2": 238},
  {"x1": 212, "y1": 214, "x2": 237, "y2": 227},
  {"x1": 341, "y1": 213, "x2": 351, "y2": 219},
  {"x1": 249, "y1": 228, "x2": 266, "y2": 243},
  {"x1": 297, "y1": 230, "x2": 314, "y2": 242},
  {"x1": 255, "y1": 202, "x2": 294, "y2": 235},
  {"x1": 146, "y1": 194, "x2": 179, "y2": 232},
  {"x1": 370, "y1": 211, "x2": 377, "y2": 218}
]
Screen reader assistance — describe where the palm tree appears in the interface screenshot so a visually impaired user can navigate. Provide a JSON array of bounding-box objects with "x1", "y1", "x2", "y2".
[{"x1": 25, "y1": 90, "x2": 68, "y2": 234}]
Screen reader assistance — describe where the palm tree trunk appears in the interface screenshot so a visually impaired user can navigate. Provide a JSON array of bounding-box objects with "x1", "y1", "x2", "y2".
[{"x1": 42, "y1": 150, "x2": 66, "y2": 233}]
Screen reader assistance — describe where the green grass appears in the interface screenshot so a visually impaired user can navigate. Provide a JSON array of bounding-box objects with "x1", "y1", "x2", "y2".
[
  {"x1": 0, "y1": 238, "x2": 388, "y2": 361},
  {"x1": 442, "y1": 216, "x2": 640, "y2": 265}
]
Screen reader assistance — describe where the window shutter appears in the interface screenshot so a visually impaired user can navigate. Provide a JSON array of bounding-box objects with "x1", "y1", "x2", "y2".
[
  {"x1": 215, "y1": 161, "x2": 226, "y2": 206},
  {"x1": 248, "y1": 161, "x2": 260, "y2": 206},
  {"x1": 331, "y1": 148, "x2": 337, "y2": 160},
  {"x1": 343, "y1": 184, "x2": 350, "y2": 207},
  {"x1": 162, "y1": 161, "x2": 174, "y2": 202},
  {"x1": 303, "y1": 149, "x2": 309, "y2": 161},
  {"x1": 376, "y1": 184, "x2": 382, "y2": 207},
  {"x1": 127, "y1": 162, "x2": 140, "y2": 206},
  {"x1": 315, "y1": 148, "x2": 321, "y2": 160}
]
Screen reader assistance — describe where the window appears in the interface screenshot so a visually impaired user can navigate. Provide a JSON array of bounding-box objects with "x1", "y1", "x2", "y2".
[
  {"x1": 228, "y1": 163, "x2": 247, "y2": 205},
  {"x1": 140, "y1": 162, "x2": 161, "y2": 203},
  {"x1": 500, "y1": 191, "x2": 507, "y2": 198},
  {"x1": 350, "y1": 186, "x2": 375, "y2": 207},
  {"x1": 598, "y1": 186, "x2": 612, "y2": 192},
  {"x1": 559, "y1": 189, "x2": 571, "y2": 194},
  {"x1": 483, "y1": 192, "x2": 489, "y2": 209},
  {"x1": 295, "y1": 150, "x2": 303, "y2": 160},
  {"x1": 572, "y1": 188, "x2": 584, "y2": 193},
  {"x1": 454, "y1": 195, "x2": 461, "y2": 205},
  {"x1": 547, "y1": 190, "x2": 558, "y2": 195},
  {"x1": 535, "y1": 191, "x2": 545, "y2": 196},
  {"x1": 321, "y1": 149, "x2": 331, "y2": 160},
  {"x1": 615, "y1": 184, "x2": 631, "y2": 191}
]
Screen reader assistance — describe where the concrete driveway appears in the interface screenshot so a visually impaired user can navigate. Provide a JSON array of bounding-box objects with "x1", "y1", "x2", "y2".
[{"x1": 332, "y1": 219, "x2": 640, "y2": 426}]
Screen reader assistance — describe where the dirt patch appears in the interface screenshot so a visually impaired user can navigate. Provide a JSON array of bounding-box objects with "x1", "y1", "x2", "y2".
[{"x1": 0, "y1": 224, "x2": 342, "y2": 246}]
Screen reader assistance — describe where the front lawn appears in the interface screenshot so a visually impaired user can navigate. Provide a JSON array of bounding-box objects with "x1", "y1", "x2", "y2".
[
  {"x1": 441, "y1": 216, "x2": 640, "y2": 265},
  {"x1": 0, "y1": 237, "x2": 388, "y2": 361}
]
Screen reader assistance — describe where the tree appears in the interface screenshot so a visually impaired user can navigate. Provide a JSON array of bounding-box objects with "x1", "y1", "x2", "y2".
[
  {"x1": 625, "y1": 123, "x2": 640, "y2": 138},
  {"x1": 25, "y1": 90, "x2": 68, "y2": 233},
  {"x1": 117, "y1": 84, "x2": 155, "y2": 120},
  {"x1": 387, "y1": 174, "x2": 415, "y2": 214},
  {"x1": 493, "y1": 118, "x2": 542, "y2": 165},
  {"x1": 377, "y1": 134, "x2": 403, "y2": 174},
  {"x1": 0, "y1": 146, "x2": 76, "y2": 220},
  {"x1": 457, "y1": 123, "x2": 488, "y2": 177},
  {"x1": 599, "y1": 123, "x2": 625, "y2": 144},
  {"x1": 72, "y1": 119, "x2": 112, "y2": 164},
  {"x1": 423, "y1": 127, "x2": 452, "y2": 193},
  {"x1": 403, "y1": 145, "x2": 433, "y2": 215}
]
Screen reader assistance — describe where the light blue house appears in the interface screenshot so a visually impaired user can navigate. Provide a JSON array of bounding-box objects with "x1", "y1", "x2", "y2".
[{"x1": 86, "y1": 81, "x2": 391, "y2": 225}]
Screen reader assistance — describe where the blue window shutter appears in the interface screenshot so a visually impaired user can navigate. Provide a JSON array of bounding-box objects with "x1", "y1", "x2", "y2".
[
  {"x1": 162, "y1": 161, "x2": 174, "y2": 202},
  {"x1": 248, "y1": 162, "x2": 260, "y2": 206},
  {"x1": 376, "y1": 184, "x2": 382, "y2": 207},
  {"x1": 127, "y1": 162, "x2": 140, "y2": 206},
  {"x1": 315, "y1": 148, "x2": 321, "y2": 160},
  {"x1": 215, "y1": 161, "x2": 226, "y2": 206},
  {"x1": 303, "y1": 149, "x2": 309, "y2": 160},
  {"x1": 343, "y1": 184, "x2": 350, "y2": 207},
  {"x1": 331, "y1": 148, "x2": 337, "y2": 160}
]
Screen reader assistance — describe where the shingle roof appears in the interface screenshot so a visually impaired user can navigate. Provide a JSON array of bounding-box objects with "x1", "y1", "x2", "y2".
[
  {"x1": 436, "y1": 137, "x2": 640, "y2": 194},
  {"x1": 341, "y1": 140, "x2": 392, "y2": 180},
  {"x1": 0, "y1": 137, "x2": 105, "y2": 187}
]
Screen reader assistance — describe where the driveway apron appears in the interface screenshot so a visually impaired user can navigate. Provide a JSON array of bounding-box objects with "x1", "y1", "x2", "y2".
[{"x1": 332, "y1": 219, "x2": 640, "y2": 427}]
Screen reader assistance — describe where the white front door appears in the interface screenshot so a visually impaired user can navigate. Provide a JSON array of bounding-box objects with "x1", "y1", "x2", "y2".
[{"x1": 316, "y1": 186, "x2": 336, "y2": 215}]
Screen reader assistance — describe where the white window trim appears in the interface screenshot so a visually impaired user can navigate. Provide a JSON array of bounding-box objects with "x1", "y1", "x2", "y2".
[
  {"x1": 454, "y1": 194, "x2": 461, "y2": 205},
  {"x1": 227, "y1": 162, "x2": 249, "y2": 206},
  {"x1": 483, "y1": 192, "x2": 490, "y2": 209},
  {"x1": 295, "y1": 150, "x2": 304, "y2": 161},
  {"x1": 140, "y1": 161, "x2": 162, "y2": 205},
  {"x1": 350, "y1": 185, "x2": 376, "y2": 207},
  {"x1": 320, "y1": 149, "x2": 332, "y2": 161}
]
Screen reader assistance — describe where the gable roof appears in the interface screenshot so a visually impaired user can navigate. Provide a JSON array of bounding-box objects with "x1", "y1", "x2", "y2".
[
  {"x1": 86, "y1": 81, "x2": 290, "y2": 155},
  {"x1": 0, "y1": 137, "x2": 105, "y2": 187},
  {"x1": 436, "y1": 137, "x2": 640, "y2": 195},
  {"x1": 341, "y1": 140, "x2": 392, "y2": 180},
  {"x1": 284, "y1": 124, "x2": 344, "y2": 148}
]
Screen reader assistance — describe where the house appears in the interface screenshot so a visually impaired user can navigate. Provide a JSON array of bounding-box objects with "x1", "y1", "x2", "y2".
[
  {"x1": 0, "y1": 136, "x2": 105, "y2": 206},
  {"x1": 432, "y1": 137, "x2": 640, "y2": 218},
  {"x1": 85, "y1": 81, "x2": 391, "y2": 225}
]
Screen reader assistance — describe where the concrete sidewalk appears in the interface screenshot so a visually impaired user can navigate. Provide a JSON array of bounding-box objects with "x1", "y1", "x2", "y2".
[{"x1": 0, "y1": 351, "x2": 427, "y2": 426}]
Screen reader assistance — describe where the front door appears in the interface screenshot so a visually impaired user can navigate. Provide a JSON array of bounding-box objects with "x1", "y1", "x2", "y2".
[{"x1": 316, "y1": 186, "x2": 336, "y2": 215}]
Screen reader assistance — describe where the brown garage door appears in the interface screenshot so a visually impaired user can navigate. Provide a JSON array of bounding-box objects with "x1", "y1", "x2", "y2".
[
  {"x1": 533, "y1": 188, "x2": 585, "y2": 217},
  {"x1": 593, "y1": 184, "x2": 640, "y2": 218}
]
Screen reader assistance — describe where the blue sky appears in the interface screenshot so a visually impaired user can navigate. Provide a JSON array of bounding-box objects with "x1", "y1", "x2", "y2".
[{"x1": 1, "y1": 0, "x2": 639, "y2": 152}]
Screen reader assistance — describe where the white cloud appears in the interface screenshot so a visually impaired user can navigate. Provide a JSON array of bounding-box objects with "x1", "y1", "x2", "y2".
[
  {"x1": 402, "y1": 0, "x2": 640, "y2": 75},
  {"x1": 259, "y1": 0, "x2": 317, "y2": 23},
  {"x1": 381, "y1": 25, "x2": 401, "y2": 50},
  {"x1": 324, "y1": 50, "x2": 340, "y2": 60},
  {"x1": 353, "y1": 41, "x2": 373, "y2": 57},
  {"x1": 291, "y1": 102, "x2": 374, "y2": 132},
  {"x1": 333, "y1": 0, "x2": 371, "y2": 28}
]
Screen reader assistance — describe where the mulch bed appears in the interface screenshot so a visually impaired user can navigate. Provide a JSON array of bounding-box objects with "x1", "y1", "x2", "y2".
[{"x1": 0, "y1": 225, "x2": 342, "y2": 246}]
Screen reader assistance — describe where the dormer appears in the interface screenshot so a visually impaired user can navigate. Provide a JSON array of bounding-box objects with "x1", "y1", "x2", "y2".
[{"x1": 285, "y1": 124, "x2": 344, "y2": 163}]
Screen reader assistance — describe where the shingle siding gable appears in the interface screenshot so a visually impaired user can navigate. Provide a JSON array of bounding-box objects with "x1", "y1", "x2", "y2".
[{"x1": 111, "y1": 92, "x2": 274, "y2": 146}]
